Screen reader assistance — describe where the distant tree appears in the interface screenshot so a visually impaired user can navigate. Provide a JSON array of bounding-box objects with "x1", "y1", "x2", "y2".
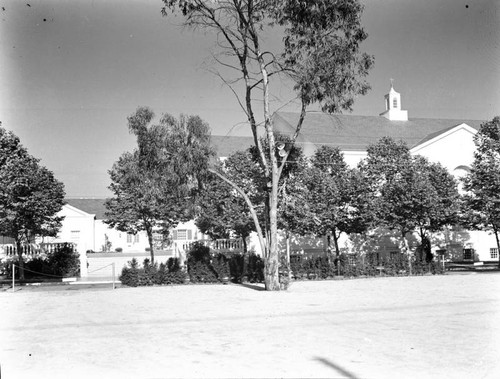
[
  {"x1": 462, "y1": 116, "x2": 500, "y2": 267},
  {"x1": 0, "y1": 127, "x2": 65, "y2": 279},
  {"x1": 195, "y1": 169, "x2": 255, "y2": 254},
  {"x1": 105, "y1": 107, "x2": 215, "y2": 264},
  {"x1": 304, "y1": 146, "x2": 370, "y2": 259},
  {"x1": 162, "y1": 0, "x2": 373, "y2": 290},
  {"x1": 361, "y1": 137, "x2": 460, "y2": 270}
]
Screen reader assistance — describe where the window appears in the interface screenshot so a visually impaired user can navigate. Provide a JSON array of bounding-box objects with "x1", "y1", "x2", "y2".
[
  {"x1": 393, "y1": 98, "x2": 398, "y2": 108},
  {"x1": 347, "y1": 254, "x2": 356, "y2": 266},
  {"x1": 127, "y1": 233, "x2": 133, "y2": 243},
  {"x1": 463, "y1": 248, "x2": 474, "y2": 260},
  {"x1": 491, "y1": 248, "x2": 499, "y2": 259},
  {"x1": 176, "y1": 229, "x2": 187, "y2": 240},
  {"x1": 70, "y1": 230, "x2": 80, "y2": 244},
  {"x1": 134, "y1": 234, "x2": 139, "y2": 243}
]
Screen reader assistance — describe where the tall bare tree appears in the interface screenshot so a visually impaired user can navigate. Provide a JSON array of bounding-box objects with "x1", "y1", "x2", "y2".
[{"x1": 162, "y1": 0, "x2": 373, "y2": 290}]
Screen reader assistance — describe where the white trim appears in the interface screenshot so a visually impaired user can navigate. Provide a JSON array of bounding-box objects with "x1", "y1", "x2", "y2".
[{"x1": 411, "y1": 123, "x2": 477, "y2": 154}]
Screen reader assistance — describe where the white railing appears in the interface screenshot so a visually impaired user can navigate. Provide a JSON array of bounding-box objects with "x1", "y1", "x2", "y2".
[
  {"x1": 179, "y1": 239, "x2": 243, "y2": 254},
  {"x1": 1, "y1": 242, "x2": 75, "y2": 257}
]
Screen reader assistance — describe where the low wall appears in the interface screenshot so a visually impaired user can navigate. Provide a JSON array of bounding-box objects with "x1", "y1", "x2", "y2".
[{"x1": 85, "y1": 250, "x2": 176, "y2": 279}]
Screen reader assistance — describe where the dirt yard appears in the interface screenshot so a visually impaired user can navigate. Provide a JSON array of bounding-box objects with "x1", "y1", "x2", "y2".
[{"x1": 1, "y1": 273, "x2": 499, "y2": 379}]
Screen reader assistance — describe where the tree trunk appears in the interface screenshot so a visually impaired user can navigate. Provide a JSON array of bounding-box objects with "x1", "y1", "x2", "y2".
[
  {"x1": 242, "y1": 236, "x2": 248, "y2": 282},
  {"x1": 265, "y1": 179, "x2": 280, "y2": 290},
  {"x1": 332, "y1": 229, "x2": 342, "y2": 276},
  {"x1": 326, "y1": 234, "x2": 332, "y2": 257},
  {"x1": 16, "y1": 239, "x2": 25, "y2": 280},
  {"x1": 333, "y1": 229, "x2": 341, "y2": 259},
  {"x1": 146, "y1": 226, "x2": 155, "y2": 265},
  {"x1": 286, "y1": 230, "x2": 291, "y2": 281},
  {"x1": 402, "y1": 231, "x2": 412, "y2": 275},
  {"x1": 494, "y1": 228, "x2": 500, "y2": 269}
]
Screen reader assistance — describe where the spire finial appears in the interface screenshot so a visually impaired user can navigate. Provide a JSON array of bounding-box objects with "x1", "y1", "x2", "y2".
[{"x1": 390, "y1": 78, "x2": 394, "y2": 89}]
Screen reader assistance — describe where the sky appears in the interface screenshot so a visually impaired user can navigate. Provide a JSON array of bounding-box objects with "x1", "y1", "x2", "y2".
[{"x1": 0, "y1": 0, "x2": 499, "y2": 198}]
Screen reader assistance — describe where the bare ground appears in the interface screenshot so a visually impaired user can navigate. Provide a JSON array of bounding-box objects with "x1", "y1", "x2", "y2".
[{"x1": 1, "y1": 273, "x2": 499, "y2": 379}]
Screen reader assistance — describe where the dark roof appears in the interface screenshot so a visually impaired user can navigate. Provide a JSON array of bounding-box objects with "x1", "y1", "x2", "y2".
[
  {"x1": 210, "y1": 135, "x2": 255, "y2": 157},
  {"x1": 65, "y1": 198, "x2": 108, "y2": 219},
  {"x1": 273, "y1": 112, "x2": 485, "y2": 150}
]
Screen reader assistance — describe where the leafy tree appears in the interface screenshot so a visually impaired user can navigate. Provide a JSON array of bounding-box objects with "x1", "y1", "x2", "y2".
[
  {"x1": 162, "y1": 0, "x2": 373, "y2": 290},
  {"x1": 361, "y1": 137, "x2": 460, "y2": 271},
  {"x1": 462, "y1": 116, "x2": 500, "y2": 267},
  {"x1": 304, "y1": 146, "x2": 370, "y2": 259},
  {"x1": 195, "y1": 169, "x2": 255, "y2": 254},
  {"x1": 0, "y1": 127, "x2": 65, "y2": 279},
  {"x1": 105, "y1": 107, "x2": 215, "y2": 264}
]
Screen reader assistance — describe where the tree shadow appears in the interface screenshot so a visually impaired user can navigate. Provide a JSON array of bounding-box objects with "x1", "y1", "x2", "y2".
[
  {"x1": 237, "y1": 283, "x2": 266, "y2": 291},
  {"x1": 314, "y1": 357, "x2": 359, "y2": 379}
]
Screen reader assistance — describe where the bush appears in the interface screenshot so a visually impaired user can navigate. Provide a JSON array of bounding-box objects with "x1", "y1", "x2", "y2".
[
  {"x1": 188, "y1": 261, "x2": 218, "y2": 283},
  {"x1": 46, "y1": 244, "x2": 80, "y2": 277},
  {"x1": 13, "y1": 244, "x2": 80, "y2": 279},
  {"x1": 290, "y1": 255, "x2": 336, "y2": 280},
  {"x1": 211, "y1": 253, "x2": 230, "y2": 281},
  {"x1": 186, "y1": 242, "x2": 218, "y2": 283},
  {"x1": 119, "y1": 257, "x2": 188, "y2": 287},
  {"x1": 228, "y1": 253, "x2": 244, "y2": 282},
  {"x1": 115, "y1": 247, "x2": 123, "y2": 253},
  {"x1": 246, "y1": 253, "x2": 264, "y2": 283},
  {"x1": 119, "y1": 258, "x2": 140, "y2": 287}
]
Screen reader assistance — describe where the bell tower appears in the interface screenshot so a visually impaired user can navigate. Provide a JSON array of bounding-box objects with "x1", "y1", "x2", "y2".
[{"x1": 379, "y1": 80, "x2": 408, "y2": 121}]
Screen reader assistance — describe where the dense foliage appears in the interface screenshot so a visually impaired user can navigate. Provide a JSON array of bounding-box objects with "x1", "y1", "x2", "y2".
[
  {"x1": 360, "y1": 137, "x2": 461, "y2": 270},
  {"x1": 304, "y1": 146, "x2": 370, "y2": 257},
  {"x1": 462, "y1": 116, "x2": 500, "y2": 266},
  {"x1": 106, "y1": 108, "x2": 215, "y2": 263},
  {"x1": 0, "y1": 127, "x2": 65, "y2": 279},
  {"x1": 2, "y1": 244, "x2": 79, "y2": 279}
]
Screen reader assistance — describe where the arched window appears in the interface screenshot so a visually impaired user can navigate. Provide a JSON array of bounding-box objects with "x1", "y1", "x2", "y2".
[
  {"x1": 393, "y1": 98, "x2": 398, "y2": 108},
  {"x1": 453, "y1": 165, "x2": 471, "y2": 176},
  {"x1": 453, "y1": 166, "x2": 471, "y2": 194}
]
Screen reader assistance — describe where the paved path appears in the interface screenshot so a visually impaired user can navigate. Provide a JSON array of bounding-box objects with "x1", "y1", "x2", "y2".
[{"x1": 1, "y1": 273, "x2": 499, "y2": 378}]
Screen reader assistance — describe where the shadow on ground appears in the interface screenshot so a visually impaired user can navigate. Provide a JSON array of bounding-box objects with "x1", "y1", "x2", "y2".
[
  {"x1": 237, "y1": 283, "x2": 266, "y2": 291},
  {"x1": 315, "y1": 357, "x2": 359, "y2": 378}
]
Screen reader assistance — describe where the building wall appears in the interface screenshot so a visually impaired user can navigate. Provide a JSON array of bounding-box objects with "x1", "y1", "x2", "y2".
[
  {"x1": 94, "y1": 221, "x2": 149, "y2": 253},
  {"x1": 411, "y1": 125, "x2": 476, "y2": 172}
]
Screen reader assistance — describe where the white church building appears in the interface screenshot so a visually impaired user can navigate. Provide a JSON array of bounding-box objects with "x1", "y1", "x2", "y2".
[
  {"x1": 1, "y1": 85, "x2": 497, "y2": 276},
  {"x1": 269, "y1": 84, "x2": 495, "y2": 263}
]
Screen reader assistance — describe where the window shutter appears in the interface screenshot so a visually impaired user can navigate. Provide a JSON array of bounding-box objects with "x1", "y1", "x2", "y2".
[
  {"x1": 172, "y1": 230, "x2": 178, "y2": 240},
  {"x1": 188, "y1": 229, "x2": 193, "y2": 240}
]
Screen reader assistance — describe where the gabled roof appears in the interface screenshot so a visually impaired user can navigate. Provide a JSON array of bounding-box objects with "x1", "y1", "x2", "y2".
[
  {"x1": 413, "y1": 122, "x2": 478, "y2": 148},
  {"x1": 210, "y1": 135, "x2": 255, "y2": 157},
  {"x1": 273, "y1": 112, "x2": 484, "y2": 151},
  {"x1": 65, "y1": 198, "x2": 108, "y2": 219}
]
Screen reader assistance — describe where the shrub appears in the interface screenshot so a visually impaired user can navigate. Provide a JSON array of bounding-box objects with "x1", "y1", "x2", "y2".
[
  {"x1": 228, "y1": 253, "x2": 244, "y2": 282},
  {"x1": 119, "y1": 258, "x2": 140, "y2": 287},
  {"x1": 188, "y1": 261, "x2": 218, "y2": 283},
  {"x1": 16, "y1": 244, "x2": 80, "y2": 279},
  {"x1": 186, "y1": 242, "x2": 218, "y2": 283},
  {"x1": 115, "y1": 247, "x2": 123, "y2": 253},
  {"x1": 246, "y1": 253, "x2": 264, "y2": 283},
  {"x1": 211, "y1": 253, "x2": 230, "y2": 281},
  {"x1": 167, "y1": 257, "x2": 181, "y2": 272},
  {"x1": 46, "y1": 244, "x2": 80, "y2": 277},
  {"x1": 119, "y1": 257, "x2": 188, "y2": 287}
]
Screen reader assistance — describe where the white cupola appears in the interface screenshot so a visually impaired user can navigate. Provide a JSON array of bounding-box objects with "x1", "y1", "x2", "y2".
[{"x1": 379, "y1": 80, "x2": 408, "y2": 121}]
